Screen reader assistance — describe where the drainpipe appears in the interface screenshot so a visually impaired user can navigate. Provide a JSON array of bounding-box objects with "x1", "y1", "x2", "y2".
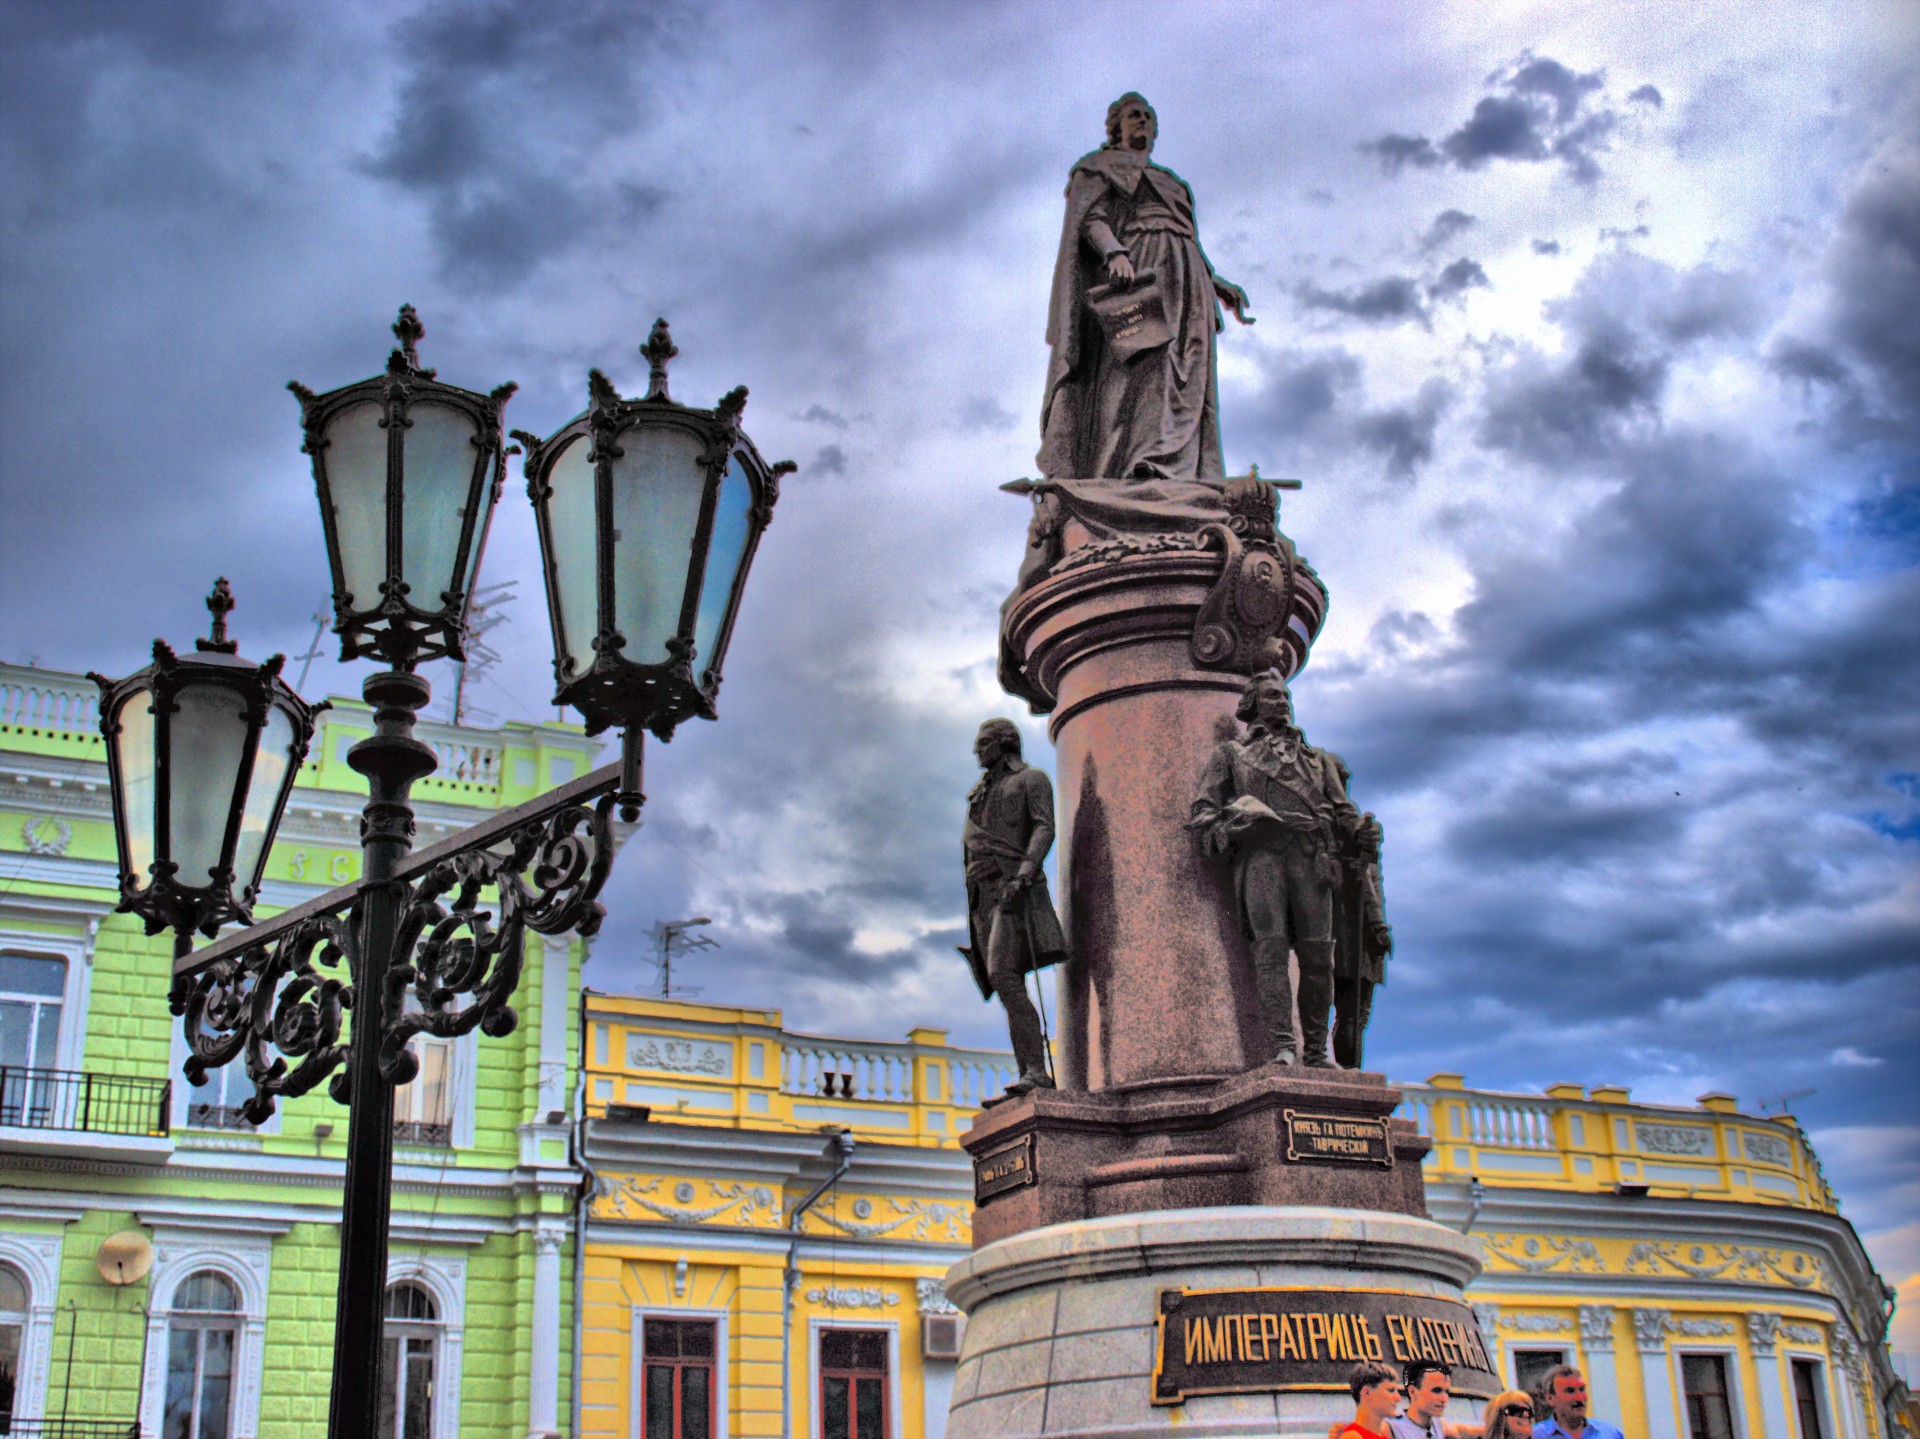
[
  {"x1": 571, "y1": 977, "x2": 600, "y2": 1439},
  {"x1": 784, "y1": 1130, "x2": 855, "y2": 1439}
]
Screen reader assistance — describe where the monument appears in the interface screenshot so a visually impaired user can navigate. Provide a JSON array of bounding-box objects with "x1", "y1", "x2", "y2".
[{"x1": 945, "y1": 96, "x2": 1489, "y2": 1438}]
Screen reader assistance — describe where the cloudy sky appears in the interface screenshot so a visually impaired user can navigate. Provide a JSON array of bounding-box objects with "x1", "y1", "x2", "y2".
[{"x1": 2, "y1": 0, "x2": 1914, "y2": 1342}]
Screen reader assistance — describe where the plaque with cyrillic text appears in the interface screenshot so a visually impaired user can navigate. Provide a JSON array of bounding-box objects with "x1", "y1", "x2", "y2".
[
  {"x1": 1283, "y1": 1108, "x2": 1393, "y2": 1167},
  {"x1": 973, "y1": 1133, "x2": 1036, "y2": 1202},
  {"x1": 1151, "y1": 1286, "x2": 1498, "y2": 1405}
]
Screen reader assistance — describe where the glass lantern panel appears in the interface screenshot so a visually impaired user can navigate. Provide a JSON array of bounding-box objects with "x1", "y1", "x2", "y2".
[
  {"x1": 607, "y1": 423, "x2": 706, "y2": 666},
  {"x1": 115, "y1": 685, "x2": 158, "y2": 881},
  {"x1": 543, "y1": 433, "x2": 599, "y2": 680},
  {"x1": 691, "y1": 453, "x2": 755, "y2": 680},
  {"x1": 231, "y1": 702, "x2": 296, "y2": 895},
  {"x1": 324, "y1": 400, "x2": 391, "y2": 615},
  {"x1": 399, "y1": 401, "x2": 484, "y2": 615},
  {"x1": 166, "y1": 682, "x2": 254, "y2": 890}
]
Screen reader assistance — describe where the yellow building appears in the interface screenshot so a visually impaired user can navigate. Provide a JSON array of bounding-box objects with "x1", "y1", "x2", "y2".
[{"x1": 579, "y1": 996, "x2": 1905, "y2": 1439}]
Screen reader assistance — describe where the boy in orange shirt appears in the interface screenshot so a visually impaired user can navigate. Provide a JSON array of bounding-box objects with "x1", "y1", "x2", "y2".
[{"x1": 1339, "y1": 1361, "x2": 1405, "y2": 1439}]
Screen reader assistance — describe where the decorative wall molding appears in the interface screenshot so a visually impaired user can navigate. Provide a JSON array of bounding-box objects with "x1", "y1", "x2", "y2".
[
  {"x1": 806, "y1": 1284, "x2": 900, "y2": 1311},
  {"x1": 1637, "y1": 1123, "x2": 1715, "y2": 1157},
  {"x1": 142, "y1": 1227, "x2": 274, "y2": 1439},
  {"x1": 917, "y1": 1277, "x2": 958, "y2": 1316},
  {"x1": 0, "y1": 1229, "x2": 65, "y2": 1427},
  {"x1": 596, "y1": 1174, "x2": 781, "y2": 1226},
  {"x1": 802, "y1": 1197, "x2": 968, "y2": 1243},
  {"x1": 1631, "y1": 1307, "x2": 1672, "y2": 1352},
  {"x1": 1502, "y1": 1313, "x2": 1574, "y2": 1333},
  {"x1": 1744, "y1": 1131, "x2": 1793, "y2": 1167},
  {"x1": 1748, "y1": 1311, "x2": 1782, "y2": 1356},
  {"x1": 20, "y1": 815, "x2": 71, "y2": 855},
  {"x1": 1668, "y1": 1317, "x2": 1737, "y2": 1337},
  {"x1": 1483, "y1": 1234, "x2": 1604, "y2": 1274},
  {"x1": 627, "y1": 1036, "x2": 730, "y2": 1077},
  {"x1": 1781, "y1": 1322, "x2": 1824, "y2": 1346},
  {"x1": 1623, "y1": 1240, "x2": 1821, "y2": 1289},
  {"x1": 387, "y1": 1249, "x2": 468, "y2": 1439}
]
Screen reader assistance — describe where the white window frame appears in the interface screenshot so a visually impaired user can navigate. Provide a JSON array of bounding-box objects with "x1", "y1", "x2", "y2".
[
  {"x1": 806, "y1": 1316, "x2": 901, "y2": 1439},
  {"x1": 168, "y1": 1027, "x2": 282, "y2": 1137},
  {"x1": 385, "y1": 1251, "x2": 466, "y2": 1439},
  {"x1": 632, "y1": 1305, "x2": 730, "y2": 1439},
  {"x1": 0, "y1": 928, "x2": 92, "y2": 1074},
  {"x1": 0, "y1": 1230, "x2": 64, "y2": 1426},
  {"x1": 140, "y1": 1231, "x2": 273, "y2": 1439},
  {"x1": 391, "y1": 1029, "x2": 477, "y2": 1151},
  {"x1": 1786, "y1": 1350, "x2": 1836, "y2": 1439},
  {"x1": 1672, "y1": 1344, "x2": 1748, "y2": 1439}
]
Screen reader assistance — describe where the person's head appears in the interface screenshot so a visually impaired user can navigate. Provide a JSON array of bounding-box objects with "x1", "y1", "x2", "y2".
[
  {"x1": 1543, "y1": 1366, "x2": 1589, "y2": 1427},
  {"x1": 974, "y1": 719, "x2": 1021, "y2": 769},
  {"x1": 1235, "y1": 670, "x2": 1294, "y2": 730},
  {"x1": 1402, "y1": 1360, "x2": 1452, "y2": 1421},
  {"x1": 1105, "y1": 92, "x2": 1157, "y2": 153},
  {"x1": 1483, "y1": 1389, "x2": 1536, "y2": 1439},
  {"x1": 1348, "y1": 1360, "x2": 1402, "y2": 1422}
]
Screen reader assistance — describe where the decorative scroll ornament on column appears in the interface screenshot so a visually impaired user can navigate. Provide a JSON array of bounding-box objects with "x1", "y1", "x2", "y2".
[
  {"x1": 1748, "y1": 1312, "x2": 1782, "y2": 1357},
  {"x1": 1579, "y1": 1305, "x2": 1617, "y2": 1352},
  {"x1": 917, "y1": 1278, "x2": 959, "y2": 1316},
  {"x1": 1632, "y1": 1307, "x2": 1673, "y2": 1352},
  {"x1": 1190, "y1": 473, "x2": 1297, "y2": 674},
  {"x1": 1471, "y1": 1303, "x2": 1500, "y2": 1357}
]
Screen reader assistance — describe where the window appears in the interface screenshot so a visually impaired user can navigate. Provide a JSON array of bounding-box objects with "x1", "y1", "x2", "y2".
[
  {"x1": 643, "y1": 1318, "x2": 715, "y2": 1439},
  {"x1": 379, "y1": 1282, "x2": 441, "y2": 1439},
  {"x1": 1681, "y1": 1353, "x2": 1736, "y2": 1439},
  {"x1": 165, "y1": 1270, "x2": 240, "y2": 1439},
  {"x1": 186, "y1": 1056, "x2": 257, "y2": 1131},
  {"x1": 1512, "y1": 1349, "x2": 1566, "y2": 1398},
  {"x1": 1, "y1": 1262, "x2": 26, "y2": 1429},
  {"x1": 819, "y1": 1328, "x2": 888, "y2": 1439},
  {"x1": 0, "y1": 954, "x2": 66, "y2": 1126},
  {"x1": 393, "y1": 1036, "x2": 454, "y2": 1145},
  {"x1": 1792, "y1": 1359, "x2": 1828, "y2": 1439}
]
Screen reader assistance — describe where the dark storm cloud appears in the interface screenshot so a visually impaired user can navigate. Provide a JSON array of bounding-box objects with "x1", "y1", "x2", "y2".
[
  {"x1": 1360, "y1": 52, "x2": 1620, "y2": 183},
  {"x1": 1532, "y1": 238, "x2": 1562, "y2": 255},
  {"x1": 1295, "y1": 275, "x2": 1430, "y2": 327},
  {"x1": 1628, "y1": 84, "x2": 1664, "y2": 107},
  {"x1": 1418, "y1": 209, "x2": 1477, "y2": 253},
  {"x1": 1355, "y1": 378, "x2": 1452, "y2": 479},
  {"x1": 359, "y1": 0, "x2": 685, "y2": 289},
  {"x1": 811, "y1": 443, "x2": 849, "y2": 476},
  {"x1": 1429, "y1": 257, "x2": 1488, "y2": 303}
]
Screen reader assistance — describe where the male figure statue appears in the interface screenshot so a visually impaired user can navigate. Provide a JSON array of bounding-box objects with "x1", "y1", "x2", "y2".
[
  {"x1": 1335, "y1": 809, "x2": 1393, "y2": 1070},
  {"x1": 961, "y1": 719, "x2": 1067, "y2": 1096},
  {"x1": 1189, "y1": 672, "x2": 1365, "y2": 1068}
]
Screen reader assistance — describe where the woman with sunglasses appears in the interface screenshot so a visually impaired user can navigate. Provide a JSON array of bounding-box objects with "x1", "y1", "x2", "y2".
[{"x1": 1482, "y1": 1390, "x2": 1536, "y2": 1438}]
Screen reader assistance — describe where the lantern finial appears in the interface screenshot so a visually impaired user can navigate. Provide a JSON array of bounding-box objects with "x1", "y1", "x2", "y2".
[
  {"x1": 199, "y1": 578, "x2": 238, "y2": 655},
  {"x1": 642, "y1": 318, "x2": 677, "y2": 401},
  {"x1": 391, "y1": 304, "x2": 425, "y2": 373}
]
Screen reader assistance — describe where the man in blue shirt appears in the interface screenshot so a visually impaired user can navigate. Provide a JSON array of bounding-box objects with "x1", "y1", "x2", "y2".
[{"x1": 1533, "y1": 1366, "x2": 1624, "y2": 1439}]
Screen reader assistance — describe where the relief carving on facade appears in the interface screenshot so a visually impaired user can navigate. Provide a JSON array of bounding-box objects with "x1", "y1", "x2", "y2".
[
  {"x1": 627, "y1": 1037, "x2": 730, "y2": 1076},
  {"x1": 595, "y1": 1175, "x2": 780, "y2": 1226},
  {"x1": 1578, "y1": 1305, "x2": 1616, "y2": 1351},
  {"x1": 1632, "y1": 1307, "x2": 1673, "y2": 1352},
  {"x1": 1623, "y1": 1240, "x2": 1821, "y2": 1289},
  {"x1": 801, "y1": 1197, "x2": 970, "y2": 1243},
  {"x1": 806, "y1": 1285, "x2": 900, "y2": 1311},
  {"x1": 1747, "y1": 1311, "x2": 1782, "y2": 1356},
  {"x1": 917, "y1": 1277, "x2": 959, "y2": 1316},
  {"x1": 1744, "y1": 1131, "x2": 1793, "y2": 1167},
  {"x1": 1501, "y1": 1313, "x2": 1574, "y2": 1333},
  {"x1": 1483, "y1": 1234, "x2": 1605, "y2": 1274},
  {"x1": 1636, "y1": 1122, "x2": 1715, "y2": 1156}
]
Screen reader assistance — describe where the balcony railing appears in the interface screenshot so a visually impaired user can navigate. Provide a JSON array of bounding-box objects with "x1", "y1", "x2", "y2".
[
  {"x1": 0, "y1": 668, "x2": 100, "y2": 733},
  {"x1": 0, "y1": 1418, "x2": 143, "y2": 1437},
  {"x1": 0, "y1": 1066, "x2": 170, "y2": 1137},
  {"x1": 393, "y1": 1119, "x2": 452, "y2": 1146}
]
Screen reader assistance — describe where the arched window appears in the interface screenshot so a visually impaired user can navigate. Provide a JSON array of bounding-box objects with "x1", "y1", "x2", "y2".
[
  {"x1": 1, "y1": 1261, "x2": 28, "y2": 1429},
  {"x1": 164, "y1": 1270, "x2": 239, "y2": 1439},
  {"x1": 380, "y1": 1281, "x2": 442, "y2": 1439}
]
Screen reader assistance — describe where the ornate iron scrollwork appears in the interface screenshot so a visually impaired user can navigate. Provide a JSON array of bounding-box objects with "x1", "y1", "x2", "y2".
[{"x1": 170, "y1": 793, "x2": 617, "y2": 1121}]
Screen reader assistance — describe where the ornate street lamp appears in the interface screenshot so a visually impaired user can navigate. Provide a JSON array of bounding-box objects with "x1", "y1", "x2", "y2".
[
  {"x1": 517, "y1": 318, "x2": 793, "y2": 820},
  {"x1": 290, "y1": 304, "x2": 516, "y2": 668},
  {"x1": 92, "y1": 307, "x2": 789, "y2": 1439},
  {"x1": 89, "y1": 579, "x2": 322, "y2": 946}
]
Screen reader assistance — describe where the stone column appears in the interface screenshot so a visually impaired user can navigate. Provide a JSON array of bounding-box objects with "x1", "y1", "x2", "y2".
[
  {"x1": 528, "y1": 1224, "x2": 567, "y2": 1439},
  {"x1": 1633, "y1": 1308, "x2": 1679, "y2": 1439},
  {"x1": 1832, "y1": 1331, "x2": 1868, "y2": 1439},
  {"x1": 1001, "y1": 548, "x2": 1323, "y2": 1090},
  {"x1": 1578, "y1": 1305, "x2": 1623, "y2": 1426},
  {"x1": 1747, "y1": 1313, "x2": 1793, "y2": 1439}
]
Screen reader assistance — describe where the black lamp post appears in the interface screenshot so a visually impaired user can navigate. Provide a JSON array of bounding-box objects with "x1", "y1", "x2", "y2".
[{"x1": 90, "y1": 307, "x2": 790, "y2": 1439}]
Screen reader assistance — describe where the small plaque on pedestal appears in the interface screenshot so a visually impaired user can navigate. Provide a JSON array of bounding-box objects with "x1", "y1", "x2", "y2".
[
  {"x1": 1282, "y1": 1108, "x2": 1393, "y2": 1167},
  {"x1": 974, "y1": 1133, "x2": 1037, "y2": 1202}
]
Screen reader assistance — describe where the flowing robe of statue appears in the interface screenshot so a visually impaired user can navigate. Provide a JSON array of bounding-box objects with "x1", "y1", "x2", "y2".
[{"x1": 1038, "y1": 148, "x2": 1226, "y2": 482}]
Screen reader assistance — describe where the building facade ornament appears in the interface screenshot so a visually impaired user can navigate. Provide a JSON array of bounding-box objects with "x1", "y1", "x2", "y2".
[
  {"x1": 20, "y1": 815, "x2": 70, "y2": 855},
  {"x1": 1668, "y1": 1317, "x2": 1737, "y2": 1338},
  {"x1": 918, "y1": 1277, "x2": 959, "y2": 1316},
  {"x1": 597, "y1": 1176, "x2": 781, "y2": 1226},
  {"x1": 1484, "y1": 1234, "x2": 1605, "y2": 1274},
  {"x1": 1636, "y1": 1122, "x2": 1715, "y2": 1156},
  {"x1": 627, "y1": 1037, "x2": 729, "y2": 1076},
  {"x1": 1744, "y1": 1131, "x2": 1793, "y2": 1167},
  {"x1": 806, "y1": 1285, "x2": 899, "y2": 1311},
  {"x1": 1622, "y1": 1240, "x2": 1821, "y2": 1289},
  {"x1": 802, "y1": 1198, "x2": 968, "y2": 1243},
  {"x1": 1781, "y1": 1321, "x2": 1824, "y2": 1346},
  {"x1": 1471, "y1": 1302, "x2": 1500, "y2": 1356},
  {"x1": 1632, "y1": 1307, "x2": 1673, "y2": 1352},
  {"x1": 1502, "y1": 1313, "x2": 1574, "y2": 1333},
  {"x1": 1747, "y1": 1311, "x2": 1782, "y2": 1357},
  {"x1": 1579, "y1": 1306, "x2": 1617, "y2": 1352}
]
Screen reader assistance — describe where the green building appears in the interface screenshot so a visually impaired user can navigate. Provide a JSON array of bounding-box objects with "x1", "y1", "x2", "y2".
[{"x1": 0, "y1": 658, "x2": 603, "y2": 1439}]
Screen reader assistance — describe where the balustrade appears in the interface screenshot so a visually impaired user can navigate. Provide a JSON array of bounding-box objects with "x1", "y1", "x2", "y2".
[{"x1": 0, "y1": 668, "x2": 99, "y2": 733}]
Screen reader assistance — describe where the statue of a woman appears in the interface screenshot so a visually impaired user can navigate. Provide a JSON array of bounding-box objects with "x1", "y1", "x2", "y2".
[{"x1": 1037, "y1": 93, "x2": 1253, "y2": 482}]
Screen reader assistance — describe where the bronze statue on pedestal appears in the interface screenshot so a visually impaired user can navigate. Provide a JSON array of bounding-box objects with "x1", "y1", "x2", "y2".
[{"x1": 961, "y1": 720, "x2": 1067, "y2": 1096}]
